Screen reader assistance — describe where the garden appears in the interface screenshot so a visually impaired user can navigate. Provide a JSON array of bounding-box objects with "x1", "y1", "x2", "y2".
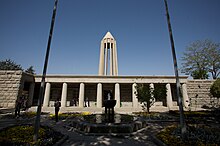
[
  {"x1": 0, "y1": 109, "x2": 220, "y2": 145},
  {"x1": 0, "y1": 78, "x2": 219, "y2": 145},
  {"x1": 0, "y1": 125, "x2": 63, "y2": 146}
]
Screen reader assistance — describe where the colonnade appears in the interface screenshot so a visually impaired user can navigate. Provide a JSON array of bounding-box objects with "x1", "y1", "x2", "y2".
[{"x1": 42, "y1": 82, "x2": 189, "y2": 109}]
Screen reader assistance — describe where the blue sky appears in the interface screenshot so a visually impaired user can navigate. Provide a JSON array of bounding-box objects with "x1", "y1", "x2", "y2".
[{"x1": 0, "y1": 0, "x2": 219, "y2": 76}]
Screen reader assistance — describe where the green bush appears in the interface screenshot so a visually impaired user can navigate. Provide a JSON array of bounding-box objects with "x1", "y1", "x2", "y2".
[
  {"x1": 210, "y1": 78, "x2": 220, "y2": 99},
  {"x1": 157, "y1": 125, "x2": 220, "y2": 146},
  {"x1": 0, "y1": 125, "x2": 45, "y2": 145},
  {"x1": 0, "y1": 125, "x2": 63, "y2": 145},
  {"x1": 49, "y1": 112, "x2": 91, "y2": 120}
]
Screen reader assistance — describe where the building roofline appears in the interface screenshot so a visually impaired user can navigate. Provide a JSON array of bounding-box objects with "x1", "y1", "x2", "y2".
[{"x1": 35, "y1": 74, "x2": 188, "y2": 79}]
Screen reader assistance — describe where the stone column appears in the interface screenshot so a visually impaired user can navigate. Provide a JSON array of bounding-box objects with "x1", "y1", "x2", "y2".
[
  {"x1": 104, "y1": 47, "x2": 108, "y2": 75},
  {"x1": 132, "y1": 83, "x2": 138, "y2": 108},
  {"x1": 110, "y1": 45, "x2": 113, "y2": 75},
  {"x1": 112, "y1": 43, "x2": 116, "y2": 75},
  {"x1": 61, "y1": 83, "x2": 67, "y2": 107},
  {"x1": 98, "y1": 41, "x2": 105, "y2": 75},
  {"x1": 79, "y1": 83, "x2": 85, "y2": 108},
  {"x1": 166, "y1": 83, "x2": 173, "y2": 110},
  {"x1": 114, "y1": 42, "x2": 118, "y2": 75},
  {"x1": 96, "y1": 83, "x2": 102, "y2": 108},
  {"x1": 150, "y1": 83, "x2": 155, "y2": 105},
  {"x1": 28, "y1": 82, "x2": 35, "y2": 107},
  {"x1": 182, "y1": 83, "x2": 189, "y2": 108},
  {"x1": 115, "y1": 83, "x2": 120, "y2": 108},
  {"x1": 43, "y1": 83, "x2": 51, "y2": 107}
]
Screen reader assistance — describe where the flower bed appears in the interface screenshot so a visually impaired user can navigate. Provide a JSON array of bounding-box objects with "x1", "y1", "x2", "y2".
[
  {"x1": 82, "y1": 114, "x2": 134, "y2": 124},
  {"x1": 157, "y1": 125, "x2": 220, "y2": 146},
  {"x1": 49, "y1": 112, "x2": 91, "y2": 121},
  {"x1": 133, "y1": 112, "x2": 175, "y2": 121},
  {"x1": 0, "y1": 111, "x2": 49, "y2": 119},
  {"x1": 0, "y1": 125, "x2": 63, "y2": 146}
]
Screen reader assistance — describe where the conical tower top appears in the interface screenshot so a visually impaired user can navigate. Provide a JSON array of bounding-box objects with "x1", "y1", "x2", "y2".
[
  {"x1": 99, "y1": 32, "x2": 118, "y2": 76},
  {"x1": 103, "y1": 31, "x2": 114, "y2": 39}
]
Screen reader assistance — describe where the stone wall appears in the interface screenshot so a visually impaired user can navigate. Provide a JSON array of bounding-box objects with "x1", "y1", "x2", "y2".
[
  {"x1": 187, "y1": 80, "x2": 217, "y2": 108},
  {"x1": 0, "y1": 70, "x2": 35, "y2": 108},
  {"x1": 0, "y1": 70, "x2": 23, "y2": 108}
]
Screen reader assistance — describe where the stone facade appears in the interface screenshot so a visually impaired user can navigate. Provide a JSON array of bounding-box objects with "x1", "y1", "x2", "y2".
[
  {"x1": 0, "y1": 70, "x2": 22, "y2": 108},
  {"x1": 0, "y1": 70, "x2": 35, "y2": 108},
  {"x1": 0, "y1": 71, "x2": 219, "y2": 111},
  {"x1": 33, "y1": 75, "x2": 189, "y2": 112},
  {"x1": 187, "y1": 80, "x2": 217, "y2": 108}
]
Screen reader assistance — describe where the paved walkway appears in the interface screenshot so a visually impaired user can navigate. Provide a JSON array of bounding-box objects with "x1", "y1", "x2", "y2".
[
  {"x1": 0, "y1": 109, "x2": 165, "y2": 146},
  {"x1": 42, "y1": 119, "x2": 160, "y2": 146}
]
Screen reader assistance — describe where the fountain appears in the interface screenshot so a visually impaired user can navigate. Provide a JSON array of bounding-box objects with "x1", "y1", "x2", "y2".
[
  {"x1": 103, "y1": 99, "x2": 116, "y2": 123},
  {"x1": 69, "y1": 91, "x2": 147, "y2": 135}
]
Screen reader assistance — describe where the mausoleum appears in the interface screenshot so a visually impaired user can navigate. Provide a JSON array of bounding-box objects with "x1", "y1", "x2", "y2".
[{"x1": 0, "y1": 32, "x2": 216, "y2": 112}]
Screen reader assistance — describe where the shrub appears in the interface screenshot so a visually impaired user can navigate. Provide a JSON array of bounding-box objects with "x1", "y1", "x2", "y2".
[
  {"x1": 210, "y1": 79, "x2": 220, "y2": 98},
  {"x1": 210, "y1": 78, "x2": 220, "y2": 106},
  {"x1": 0, "y1": 125, "x2": 63, "y2": 145},
  {"x1": 0, "y1": 125, "x2": 45, "y2": 145},
  {"x1": 49, "y1": 112, "x2": 91, "y2": 120},
  {"x1": 157, "y1": 125, "x2": 220, "y2": 146}
]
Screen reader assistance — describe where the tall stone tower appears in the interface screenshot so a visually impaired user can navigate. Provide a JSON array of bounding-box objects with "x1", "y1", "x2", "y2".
[{"x1": 98, "y1": 32, "x2": 118, "y2": 76}]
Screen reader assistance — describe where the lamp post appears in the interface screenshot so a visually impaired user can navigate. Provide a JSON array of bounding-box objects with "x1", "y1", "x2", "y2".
[
  {"x1": 33, "y1": 0, "x2": 59, "y2": 142},
  {"x1": 163, "y1": 0, "x2": 186, "y2": 136}
]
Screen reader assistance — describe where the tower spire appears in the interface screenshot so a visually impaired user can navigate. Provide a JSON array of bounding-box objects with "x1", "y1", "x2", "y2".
[{"x1": 98, "y1": 32, "x2": 118, "y2": 76}]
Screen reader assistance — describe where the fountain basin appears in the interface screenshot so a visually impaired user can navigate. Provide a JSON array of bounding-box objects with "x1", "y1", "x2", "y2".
[
  {"x1": 103, "y1": 100, "x2": 116, "y2": 108},
  {"x1": 70, "y1": 114, "x2": 147, "y2": 135}
]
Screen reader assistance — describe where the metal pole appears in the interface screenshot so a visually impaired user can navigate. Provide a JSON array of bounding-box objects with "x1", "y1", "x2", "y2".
[
  {"x1": 33, "y1": 0, "x2": 59, "y2": 142},
  {"x1": 163, "y1": 0, "x2": 186, "y2": 136}
]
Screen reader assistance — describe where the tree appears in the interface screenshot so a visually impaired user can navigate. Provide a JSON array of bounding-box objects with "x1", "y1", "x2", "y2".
[
  {"x1": 135, "y1": 84, "x2": 153, "y2": 113},
  {"x1": 181, "y1": 40, "x2": 220, "y2": 79},
  {"x1": 205, "y1": 46, "x2": 220, "y2": 79},
  {"x1": 153, "y1": 84, "x2": 167, "y2": 102},
  {"x1": 135, "y1": 84, "x2": 167, "y2": 113},
  {"x1": 210, "y1": 78, "x2": 220, "y2": 105},
  {"x1": 0, "y1": 59, "x2": 23, "y2": 70},
  {"x1": 25, "y1": 66, "x2": 35, "y2": 74},
  {"x1": 191, "y1": 70, "x2": 209, "y2": 79}
]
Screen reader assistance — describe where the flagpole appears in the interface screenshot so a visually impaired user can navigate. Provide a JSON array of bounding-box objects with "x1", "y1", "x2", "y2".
[
  {"x1": 163, "y1": 0, "x2": 186, "y2": 137},
  {"x1": 33, "y1": 0, "x2": 59, "y2": 142}
]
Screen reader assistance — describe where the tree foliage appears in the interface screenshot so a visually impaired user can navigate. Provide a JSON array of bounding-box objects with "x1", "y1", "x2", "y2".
[
  {"x1": 135, "y1": 84, "x2": 153, "y2": 113},
  {"x1": 0, "y1": 59, "x2": 23, "y2": 70},
  {"x1": 206, "y1": 47, "x2": 220, "y2": 79},
  {"x1": 181, "y1": 40, "x2": 220, "y2": 79},
  {"x1": 210, "y1": 78, "x2": 220, "y2": 99},
  {"x1": 153, "y1": 84, "x2": 167, "y2": 101},
  {"x1": 191, "y1": 70, "x2": 209, "y2": 80},
  {"x1": 135, "y1": 83, "x2": 167, "y2": 113},
  {"x1": 25, "y1": 66, "x2": 35, "y2": 74}
]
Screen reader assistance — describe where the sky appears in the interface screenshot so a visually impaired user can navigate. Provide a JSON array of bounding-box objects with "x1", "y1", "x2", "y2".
[{"x1": 0, "y1": 0, "x2": 219, "y2": 76}]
